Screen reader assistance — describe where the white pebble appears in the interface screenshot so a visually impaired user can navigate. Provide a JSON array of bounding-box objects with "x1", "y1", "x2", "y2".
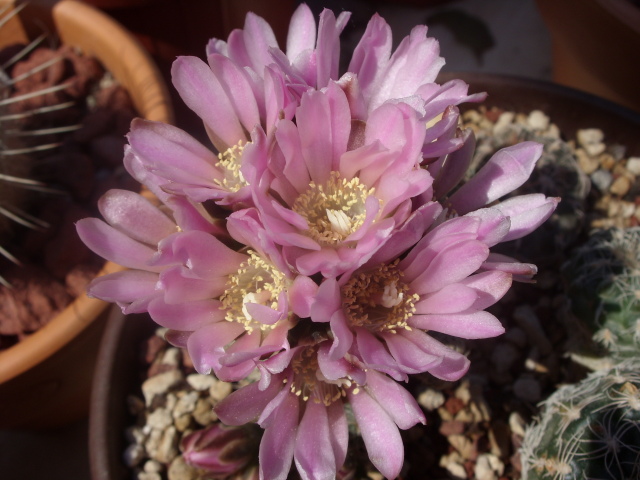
[
  {"x1": 172, "y1": 391, "x2": 200, "y2": 418},
  {"x1": 142, "y1": 370, "x2": 184, "y2": 406},
  {"x1": 577, "y1": 128, "x2": 604, "y2": 147},
  {"x1": 527, "y1": 110, "x2": 549, "y2": 130},
  {"x1": 186, "y1": 373, "x2": 217, "y2": 391},
  {"x1": 417, "y1": 388, "x2": 445, "y2": 411},
  {"x1": 161, "y1": 348, "x2": 181, "y2": 366},
  {"x1": 146, "y1": 408, "x2": 173, "y2": 430},
  {"x1": 144, "y1": 460, "x2": 163, "y2": 473},
  {"x1": 209, "y1": 381, "x2": 233, "y2": 402},
  {"x1": 584, "y1": 142, "x2": 606, "y2": 157},
  {"x1": 474, "y1": 453, "x2": 504, "y2": 480},
  {"x1": 626, "y1": 157, "x2": 640, "y2": 175}
]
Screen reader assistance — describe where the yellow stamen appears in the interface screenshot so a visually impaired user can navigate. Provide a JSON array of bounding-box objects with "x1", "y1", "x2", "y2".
[
  {"x1": 214, "y1": 141, "x2": 247, "y2": 192},
  {"x1": 220, "y1": 250, "x2": 288, "y2": 333},
  {"x1": 292, "y1": 171, "x2": 376, "y2": 246}
]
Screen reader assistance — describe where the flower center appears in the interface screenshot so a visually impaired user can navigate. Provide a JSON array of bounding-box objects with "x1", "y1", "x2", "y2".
[
  {"x1": 342, "y1": 261, "x2": 418, "y2": 333},
  {"x1": 214, "y1": 141, "x2": 247, "y2": 192},
  {"x1": 220, "y1": 250, "x2": 288, "y2": 333},
  {"x1": 292, "y1": 171, "x2": 375, "y2": 246},
  {"x1": 288, "y1": 345, "x2": 355, "y2": 406}
]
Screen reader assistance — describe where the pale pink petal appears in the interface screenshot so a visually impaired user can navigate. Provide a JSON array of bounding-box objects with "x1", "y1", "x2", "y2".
[
  {"x1": 449, "y1": 142, "x2": 543, "y2": 214},
  {"x1": 148, "y1": 297, "x2": 226, "y2": 331},
  {"x1": 186, "y1": 321, "x2": 245, "y2": 374},
  {"x1": 76, "y1": 218, "x2": 158, "y2": 271},
  {"x1": 364, "y1": 370, "x2": 426, "y2": 429},
  {"x1": 215, "y1": 377, "x2": 283, "y2": 425},
  {"x1": 410, "y1": 310, "x2": 505, "y2": 339},
  {"x1": 287, "y1": 3, "x2": 317, "y2": 62},
  {"x1": 294, "y1": 401, "x2": 336, "y2": 480},
  {"x1": 415, "y1": 283, "x2": 478, "y2": 314},
  {"x1": 382, "y1": 331, "x2": 442, "y2": 374},
  {"x1": 171, "y1": 56, "x2": 246, "y2": 150},
  {"x1": 259, "y1": 393, "x2": 299, "y2": 480},
  {"x1": 459, "y1": 270, "x2": 513, "y2": 310},
  {"x1": 347, "y1": 389, "x2": 404, "y2": 480},
  {"x1": 495, "y1": 194, "x2": 560, "y2": 242},
  {"x1": 86, "y1": 270, "x2": 157, "y2": 304}
]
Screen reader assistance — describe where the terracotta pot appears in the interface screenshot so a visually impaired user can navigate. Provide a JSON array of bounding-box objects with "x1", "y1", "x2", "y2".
[
  {"x1": 536, "y1": 0, "x2": 640, "y2": 113},
  {"x1": 0, "y1": 0, "x2": 173, "y2": 429},
  {"x1": 88, "y1": 73, "x2": 640, "y2": 480}
]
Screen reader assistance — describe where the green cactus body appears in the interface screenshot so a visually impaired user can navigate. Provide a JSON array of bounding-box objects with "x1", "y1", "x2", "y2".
[
  {"x1": 521, "y1": 361, "x2": 640, "y2": 480},
  {"x1": 562, "y1": 227, "x2": 640, "y2": 359}
]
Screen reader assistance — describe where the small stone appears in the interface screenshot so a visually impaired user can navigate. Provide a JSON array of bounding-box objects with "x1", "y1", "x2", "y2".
[
  {"x1": 174, "y1": 413, "x2": 193, "y2": 432},
  {"x1": 576, "y1": 149, "x2": 600, "y2": 174},
  {"x1": 186, "y1": 373, "x2": 217, "y2": 391},
  {"x1": 173, "y1": 390, "x2": 200, "y2": 418},
  {"x1": 209, "y1": 381, "x2": 233, "y2": 402},
  {"x1": 145, "y1": 428, "x2": 163, "y2": 459},
  {"x1": 168, "y1": 455, "x2": 201, "y2": 480},
  {"x1": 509, "y1": 410, "x2": 527, "y2": 438},
  {"x1": 439, "y1": 420, "x2": 466, "y2": 436},
  {"x1": 144, "y1": 460, "x2": 163, "y2": 473},
  {"x1": 162, "y1": 348, "x2": 182, "y2": 366},
  {"x1": 585, "y1": 142, "x2": 606, "y2": 157},
  {"x1": 591, "y1": 169, "x2": 613, "y2": 191},
  {"x1": 527, "y1": 110, "x2": 549, "y2": 130},
  {"x1": 193, "y1": 397, "x2": 216, "y2": 426},
  {"x1": 513, "y1": 375, "x2": 542, "y2": 403},
  {"x1": 417, "y1": 388, "x2": 445, "y2": 411},
  {"x1": 439, "y1": 452, "x2": 467, "y2": 479},
  {"x1": 626, "y1": 157, "x2": 640, "y2": 175},
  {"x1": 147, "y1": 408, "x2": 173, "y2": 430},
  {"x1": 137, "y1": 473, "x2": 162, "y2": 480},
  {"x1": 577, "y1": 128, "x2": 604, "y2": 148},
  {"x1": 125, "y1": 426, "x2": 146, "y2": 445},
  {"x1": 155, "y1": 426, "x2": 179, "y2": 464},
  {"x1": 474, "y1": 453, "x2": 504, "y2": 480},
  {"x1": 599, "y1": 153, "x2": 616, "y2": 171},
  {"x1": 621, "y1": 201, "x2": 636, "y2": 218},
  {"x1": 142, "y1": 369, "x2": 184, "y2": 406},
  {"x1": 493, "y1": 111, "x2": 515, "y2": 136},
  {"x1": 123, "y1": 443, "x2": 146, "y2": 467},
  {"x1": 610, "y1": 175, "x2": 632, "y2": 196}
]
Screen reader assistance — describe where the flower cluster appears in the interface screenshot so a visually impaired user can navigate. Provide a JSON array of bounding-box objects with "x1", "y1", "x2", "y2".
[{"x1": 77, "y1": 5, "x2": 558, "y2": 480}]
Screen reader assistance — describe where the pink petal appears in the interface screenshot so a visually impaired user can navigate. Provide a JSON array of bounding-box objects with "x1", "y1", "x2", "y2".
[
  {"x1": 186, "y1": 321, "x2": 245, "y2": 374},
  {"x1": 289, "y1": 275, "x2": 318, "y2": 318},
  {"x1": 328, "y1": 311, "x2": 354, "y2": 361},
  {"x1": 449, "y1": 142, "x2": 543, "y2": 214},
  {"x1": 286, "y1": 3, "x2": 317, "y2": 62},
  {"x1": 410, "y1": 310, "x2": 505, "y2": 339},
  {"x1": 215, "y1": 377, "x2": 283, "y2": 425},
  {"x1": 410, "y1": 240, "x2": 489, "y2": 295},
  {"x1": 259, "y1": 393, "x2": 299, "y2": 480},
  {"x1": 460, "y1": 271, "x2": 513, "y2": 310},
  {"x1": 76, "y1": 218, "x2": 158, "y2": 270},
  {"x1": 365, "y1": 370, "x2": 426, "y2": 429},
  {"x1": 415, "y1": 283, "x2": 478, "y2": 314},
  {"x1": 348, "y1": 389, "x2": 404, "y2": 480},
  {"x1": 382, "y1": 331, "x2": 442, "y2": 374},
  {"x1": 294, "y1": 401, "x2": 336, "y2": 480},
  {"x1": 148, "y1": 297, "x2": 226, "y2": 331},
  {"x1": 171, "y1": 56, "x2": 246, "y2": 150},
  {"x1": 495, "y1": 194, "x2": 560, "y2": 242},
  {"x1": 87, "y1": 270, "x2": 157, "y2": 304}
]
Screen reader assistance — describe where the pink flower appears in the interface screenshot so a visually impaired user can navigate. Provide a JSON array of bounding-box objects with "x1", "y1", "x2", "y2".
[
  {"x1": 251, "y1": 81, "x2": 433, "y2": 277},
  {"x1": 76, "y1": 190, "x2": 313, "y2": 382},
  {"x1": 215, "y1": 340, "x2": 424, "y2": 480},
  {"x1": 311, "y1": 206, "x2": 516, "y2": 382}
]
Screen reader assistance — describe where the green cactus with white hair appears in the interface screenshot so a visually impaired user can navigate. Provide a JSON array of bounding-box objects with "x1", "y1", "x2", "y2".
[
  {"x1": 562, "y1": 226, "x2": 640, "y2": 361},
  {"x1": 520, "y1": 360, "x2": 640, "y2": 480}
]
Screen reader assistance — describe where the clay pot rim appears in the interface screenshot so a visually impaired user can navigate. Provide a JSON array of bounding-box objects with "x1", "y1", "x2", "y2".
[{"x1": 0, "y1": 0, "x2": 173, "y2": 384}]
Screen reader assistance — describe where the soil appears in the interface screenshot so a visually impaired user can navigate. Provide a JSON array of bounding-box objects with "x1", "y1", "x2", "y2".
[
  {"x1": 0, "y1": 42, "x2": 139, "y2": 349},
  {"x1": 119, "y1": 106, "x2": 640, "y2": 480}
]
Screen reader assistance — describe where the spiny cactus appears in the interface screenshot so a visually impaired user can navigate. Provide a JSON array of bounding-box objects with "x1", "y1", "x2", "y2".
[
  {"x1": 562, "y1": 227, "x2": 640, "y2": 360},
  {"x1": 0, "y1": 4, "x2": 75, "y2": 286},
  {"x1": 520, "y1": 360, "x2": 640, "y2": 480}
]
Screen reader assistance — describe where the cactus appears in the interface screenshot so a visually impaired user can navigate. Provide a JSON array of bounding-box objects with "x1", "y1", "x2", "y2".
[
  {"x1": 0, "y1": 4, "x2": 77, "y2": 286},
  {"x1": 562, "y1": 227, "x2": 640, "y2": 360},
  {"x1": 520, "y1": 360, "x2": 640, "y2": 480}
]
